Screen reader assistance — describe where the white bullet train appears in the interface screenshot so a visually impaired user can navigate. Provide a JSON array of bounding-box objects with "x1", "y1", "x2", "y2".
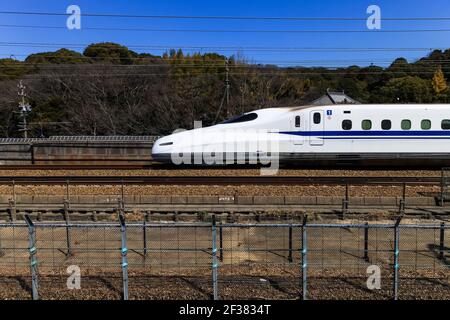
[{"x1": 152, "y1": 104, "x2": 450, "y2": 166}]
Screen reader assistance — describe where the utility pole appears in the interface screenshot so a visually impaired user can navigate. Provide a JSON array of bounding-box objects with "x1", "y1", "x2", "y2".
[
  {"x1": 214, "y1": 58, "x2": 231, "y2": 124},
  {"x1": 225, "y1": 58, "x2": 230, "y2": 118},
  {"x1": 16, "y1": 81, "x2": 32, "y2": 138}
]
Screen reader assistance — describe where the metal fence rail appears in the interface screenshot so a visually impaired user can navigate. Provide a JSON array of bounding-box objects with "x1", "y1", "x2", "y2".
[
  {"x1": 0, "y1": 217, "x2": 448, "y2": 300},
  {"x1": 0, "y1": 136, "x2": 160, "y2": 144}
]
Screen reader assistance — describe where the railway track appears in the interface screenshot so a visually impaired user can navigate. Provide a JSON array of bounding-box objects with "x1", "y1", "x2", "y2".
[
  {"x1": 0, "y1": 164, "x2": 446, "y2": 171},
  {"x1": 0, "y1": 175, "x2": 442, "y2": 185}
]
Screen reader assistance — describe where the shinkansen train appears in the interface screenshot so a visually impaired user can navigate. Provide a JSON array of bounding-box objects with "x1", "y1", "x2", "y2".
[{"x1": 151, "y1": 104, "x2": 450, "y2": 166}]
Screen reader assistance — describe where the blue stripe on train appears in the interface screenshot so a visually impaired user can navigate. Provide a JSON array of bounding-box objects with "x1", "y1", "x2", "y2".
[
  {"x1": 322, "y1": 137, "x2": 450, "y2": 140},
  {"x1": 279, "y1": 130, "x2": 450, "y2": 137}
]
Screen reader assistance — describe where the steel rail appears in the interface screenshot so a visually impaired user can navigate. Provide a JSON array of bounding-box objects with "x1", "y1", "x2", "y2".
[
  {"x1": 1, "y1": 222, "x2": 447, "y2": 229},
  {"x1": 0, "y1": 175, "x2": 441, "y2": 185}
]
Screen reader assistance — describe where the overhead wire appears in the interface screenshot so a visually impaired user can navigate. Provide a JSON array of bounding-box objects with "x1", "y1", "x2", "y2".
[
  {"x1": 3, "y1": 24, "x2": 450, "y2": 33},
  {"x1": 1, "y1": 11, "x2": 450, "y2": 21}
]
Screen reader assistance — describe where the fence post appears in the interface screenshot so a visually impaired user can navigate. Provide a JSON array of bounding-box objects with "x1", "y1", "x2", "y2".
[
  {"x1": 211, "y1": 215, "x2": 219, "y2": 300},
  {"x1": 288, "y1": 225, "x2": 293, "y2": 263},
  {"x1": 393, "y1": 216, "x2": 402, "y2": 300},
  {"x1": 439, "y1": 222, "x2": 445, "y2": 260},
  {"x1": 8, "y1": 199, "x2": 16, "y2": 222},
  {"x1": 399, "y1": 183, "x2": 406, "y2": 215},
  {"x1": 342, "y1": 183, "x2": 349, "y2": 218},
  {"x1": 143, "y1": 217, "x2": 148, "y2": 258},
  {"x1": 441, "y1": 169, "x2": 445, "y2": 207},
  {"x1": 65, "y1": 179, "x2": 70, "y2": 203},
  {"x1": 63, "y1": 199, "x2": 72, "y2": 257},
  {"x1": 12, "y1": 179, "x2": 16, "y2": 204},
  {"x1": 121, "y1": 179, "x2": 125, "y2": 203},
  {"x1": 0, "y1": 225, "x2": 4, "y2": 257},
  {"x1": 301, "y1": 215, "x2": 308, "y2": 300},
  {"x1": 219, "y1": 221, "x2": 223, "y2": 262},
  {"x1": 9, "y1": 177, "x2": 16, "y2": 221},
  {"x1": 119, "y1": 214, "x2": 129, "y2": 300},
  {"x1": 24, "y1": 215, "x2": 39, "y2": 300},
  {"x1": 118, "y1": 198, "x2": 125, "y2": 216},
  {"x1": 364, "y1": 222, "x2": 369, "y2": 262}
]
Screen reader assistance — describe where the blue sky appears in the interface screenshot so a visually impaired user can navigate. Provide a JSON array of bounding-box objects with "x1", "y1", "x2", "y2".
[{"x1": 1, "y1": 0, "x2": 450, "y2": 67}]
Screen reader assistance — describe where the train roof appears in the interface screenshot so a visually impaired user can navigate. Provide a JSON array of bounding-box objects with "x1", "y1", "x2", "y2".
[
  {"x1": 232, "y1": 104, "x2": 450, "y2": 124},
  {"x1": 245, "y1": 104, "x2": 450, "y2": 116},
  {"x1": 283, "y1": 104, "x2": 450, "y2": 112}
]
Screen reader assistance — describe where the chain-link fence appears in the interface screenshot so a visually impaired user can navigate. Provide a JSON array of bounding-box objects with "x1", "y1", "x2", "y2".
[{"x1": 0, "y1": 216, "x2": 448, "y2": 300}]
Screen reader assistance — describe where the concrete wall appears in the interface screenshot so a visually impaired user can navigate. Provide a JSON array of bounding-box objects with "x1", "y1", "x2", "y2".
[
  {"x1": 0, "y1": 143, "x2": 32, "y2": 165},
  {"x1": 32, "y1": 142, "x2": 153, "y2": 164},
  {"x1": 0, "y1": 139, "x2": 155, "y2": 164}
]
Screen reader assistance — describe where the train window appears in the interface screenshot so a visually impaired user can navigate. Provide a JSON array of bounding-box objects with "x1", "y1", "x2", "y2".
[
  {"x1": 381, "y1": 120, "x2": 392, "y2": 130},
  {"x1": 342, "y1": 120, "x2": 352, "y2": 130},
  {"x1": 442, "y1": 120, "x2": 450, "y2": 130},
  {"x1": 221, "y1": 113, "x2": 258, "y2": 124},
  {"x1": 421, "y1": 120, "x2": 431, "y2": 130},
  {"x1": 295, "y1": 116, "x2": 301, "y2": 128},
  {"x1": 313, "y1": 112, "x2": 321, "y2": 124},
  {"x1": 401, "y1": 120, "x2": 411, "y2": 130},
  {"x1": 361, "y1": 120, "x2": 372, "y2": 130}
]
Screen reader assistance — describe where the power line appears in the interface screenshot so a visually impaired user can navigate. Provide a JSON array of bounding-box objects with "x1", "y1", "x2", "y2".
[
  {"x1": 3, "y1": 57, "x2": 443, "y2": 64},
  {"x1": 1, "y1": 59, "x2": 444, "y2": 67},
  {"x1": 1, "y1": 46, "x2": 448, "y2": 67},
  {"x1": 0, "y1": 56, "x2": 408, "y2": 63},
  {"x1": 1, "y1": 11, "x2": 450, "y2": 21},
  {"x1": 3, "y1": 61, "x2": 450, "y2": 70},
  {"x1": 3, "y1": 54, "x2": 450, "y2": 67},
  {"x1": 2, "y1": 51, "x2": 445, "y2": 67},
  {"x1": 0, "y1": 71, "x2": 445, "y2": 78},
  {"x1": 2, "y1": 63, "x2": 450, "y2": 70},
  {"x1": 2, "y1": 56, "x2": 450, "y2": 67},
  {"x1": 3, "y1": 24, "x2": 450, "y2": 33},
  {"x1": 0, "y1": 42, "x2": 440, "y2": 52}
]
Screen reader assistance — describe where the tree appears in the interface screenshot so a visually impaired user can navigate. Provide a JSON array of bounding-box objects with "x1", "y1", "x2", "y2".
[
  {"x1": 431, "y1": 68, "x2": 449, "y2": 103},
  {"x1": 83, "y1": 43, "x2": 138, "y2": 64},
  {"x1": 25, "y1": 48, "x2": 88, "y2": 64},
  {"x1": 377, "y1": 76, "x2": 433, "y2": 103},
  {"x1": 432, "y1": 68, "x2": 448, "y2": 94}
]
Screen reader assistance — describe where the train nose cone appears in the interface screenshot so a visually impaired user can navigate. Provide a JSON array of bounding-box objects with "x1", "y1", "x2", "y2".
[{"x1": 151, "y1": 137, "x2": 174, "y2": 163}]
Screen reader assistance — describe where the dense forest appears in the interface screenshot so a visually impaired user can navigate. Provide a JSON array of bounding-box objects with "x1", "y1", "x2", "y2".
[{"x1": 0, "y1": 42, "x2": 449, "y2": 137}]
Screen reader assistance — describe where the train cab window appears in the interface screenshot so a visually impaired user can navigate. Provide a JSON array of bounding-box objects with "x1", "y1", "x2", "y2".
[
  {"x1": 221, "y1": 113, "x2": 258, "y2": 124},
  {"x1": 295, "y1": 116, "x2": 301, "y2": 128},
  {"x1": 442, "y1": 120, "x2": 450, "y2": 130},
  {"x1": 342, "y1": 120, "x2": 352, "y2": 130},
  {"x1": 401, "y1": 120, "x2": 411, "y2": 130},
  {"x1": 421, "y1": 120, "x2": 431, "y2": 130},
  {"x1": 361, "y1": 120, "x2": 372, "y2": 130},
  {"x1": 313, "y1": 112, "x2": 321, "y2": 124},
  {"x1": 381, "y1": 120, "x2": 392, "y2": 130}
]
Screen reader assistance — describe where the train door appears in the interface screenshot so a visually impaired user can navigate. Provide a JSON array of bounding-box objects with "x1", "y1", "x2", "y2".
[
  {"x1": 290, "y1": 114, "x2": 304, "y2": 145},
  {"x1": 309, "y1": 110, "x2": 324, "y2": 146}
]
